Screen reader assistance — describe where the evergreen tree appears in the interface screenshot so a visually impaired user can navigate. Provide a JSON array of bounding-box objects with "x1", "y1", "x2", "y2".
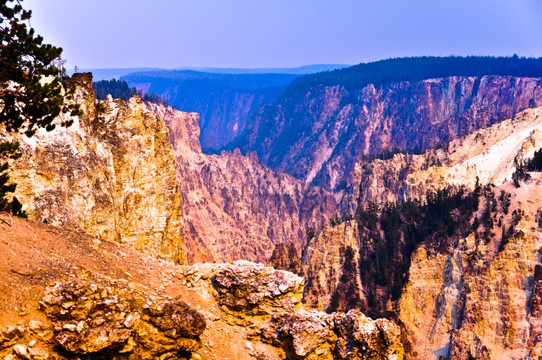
[
  {"x1": 1, "y1": 0, "x2": 79, "y2": 216},
  {"x1": 524, "y1": 148, "x2": 542, "y2": 171},
  {"x1": 93, "y1": 79, "x2": 136, "y2": 101}
]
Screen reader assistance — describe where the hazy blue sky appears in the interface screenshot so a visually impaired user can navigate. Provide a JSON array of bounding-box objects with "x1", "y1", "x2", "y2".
[{"x1": 22, "y1": 0, "x2": 542, "y2": 69}]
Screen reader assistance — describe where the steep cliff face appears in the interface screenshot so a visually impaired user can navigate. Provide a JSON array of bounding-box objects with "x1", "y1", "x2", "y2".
[
  {"x1": 153, "y1": 103, "x2": 337, "y2": 264},
  {"x1": 300, "y1": 107, "x2": 542, "y2": 359},
  {"x1": 301, "y1": 221, "x2": 366, "y2": 313},
  {"x1": 268, "y1": 243, "x2": 302, "y2": 274},
  {"x1": 399, "y1": 181, "x2": 542, "y2": 360},
  {"x1": 181, "y1": 88, "x2": 287, "y2": 152},
  {"x1": 0, "y1": 217, "x2": 403, "y2": 360},
  {"x1": 236, "y1": 75, "x2": 542, "y2": 190},
  {"x1": 2, "y1": 73, "x2": 185, "y2": 263}
]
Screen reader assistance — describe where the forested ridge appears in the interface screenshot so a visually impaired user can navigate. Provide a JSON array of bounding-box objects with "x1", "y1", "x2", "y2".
[{"x1": 284, "y1": 56, "x2": 542, "y2": 96}]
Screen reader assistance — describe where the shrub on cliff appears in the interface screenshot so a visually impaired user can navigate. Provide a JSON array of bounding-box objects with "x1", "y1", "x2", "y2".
[
  {"x1": 0, "y1": 141, "x2": 25, "y2": 216},
  {"x1": 0, "y1": 0, "x2": 79, "y2": 216}
]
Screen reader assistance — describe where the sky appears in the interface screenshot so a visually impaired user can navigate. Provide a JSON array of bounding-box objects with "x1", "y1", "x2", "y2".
[{"x1": 21, "y1": 0, "x2": 542, "y2": 70}]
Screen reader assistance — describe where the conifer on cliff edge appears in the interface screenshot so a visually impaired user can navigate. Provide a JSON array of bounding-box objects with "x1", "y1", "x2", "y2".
[{"x1": 0, "y1": 0, "x2": 79, "y2": 216}]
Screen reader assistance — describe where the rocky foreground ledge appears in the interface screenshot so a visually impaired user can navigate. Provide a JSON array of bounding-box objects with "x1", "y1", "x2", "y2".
[
  {"x1": 0, "y1": 261, "x2": 402, "y2": 360},
  {"x1": 0, "y1": 216, "x2": 402, "y2": 360},
  {"x1": 189, "y1": 261, "x2": 403, "y2": 359},
  {"x1": 0, "y1": 277, "x2": 206, "y2": 360}
]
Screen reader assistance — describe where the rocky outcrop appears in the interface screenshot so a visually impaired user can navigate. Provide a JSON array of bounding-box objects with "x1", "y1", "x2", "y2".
[
  {"x1": 0, "y1": 278, "x2": 206, "y2": 360},
  {"x1": 261, "y1": 309, "x2": 403, "y2": 360},
  {"x1": 2, "y1": 73, "x2": 185, "y2": 263},
  {"x1": 175, "y1": 261, "x2": 403, "y2": 360},
  {"x1": 0, "y1": 218, "x2": 403, "y2": 360},
  {"x1": 212, "y1": 260, "x2": 304, "y2": 317},
  {"x1": 236, "y1": 75, "x2": 542, "y2": 190},
  {"x1": 0, "y1": 219, "x2": 404, "y2": 360},
  {"x1": 154, "y1": 102, "x2": 337, "y2": 264},
  {"x1": 40, "y1": 279, "x2": 206, "y2": 359}
]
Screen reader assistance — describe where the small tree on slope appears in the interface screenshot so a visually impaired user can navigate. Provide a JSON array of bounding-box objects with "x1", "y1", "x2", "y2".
[{"x1": 0, "y1": 0, "x2": 79, "y2": 216}]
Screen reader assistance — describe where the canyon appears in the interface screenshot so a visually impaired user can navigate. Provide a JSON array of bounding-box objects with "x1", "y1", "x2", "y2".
[
  {"x1": 3, "y1": 56, "x2": 542, "y2": 359},
  {"x1": 120, "y1": 65, "x2": 347, "y2": 151},
  {"x1": 3, "y1": 73, "x2": 336, "y2": 265},
  {"x1": 156, "y1": 103, "x2": 336, "y2": 263},
  {"x1": 121, "y1": 71, "x2": 298, "y2": 151}
]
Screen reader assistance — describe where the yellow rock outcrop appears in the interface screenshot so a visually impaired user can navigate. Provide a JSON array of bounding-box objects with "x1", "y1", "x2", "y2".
[{"x1": 2, "y1": 73, "x2": 185, "y2": 263}]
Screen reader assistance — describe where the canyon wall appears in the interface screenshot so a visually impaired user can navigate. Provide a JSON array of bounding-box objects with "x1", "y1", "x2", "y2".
[
  {"x1": 3, "y1": 72, "x2": 337, "y2": 266},
  {"x1": 343, "y1": 106, "x2": 542, "y2": 212},
  {"x1": 300, "y1": 107, "x2": 542, "y2": 359},
  {"x1": 151, "y1": 103, "x2": 337, "y2": 264},
  {"x1": 235, "y1": 75, "x2": 542, "y2": 190}
]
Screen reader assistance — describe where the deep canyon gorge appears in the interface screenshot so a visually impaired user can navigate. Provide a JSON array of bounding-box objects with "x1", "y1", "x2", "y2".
[{"x1": 3, "y1": 56, "x2": 542, "y2": 359}]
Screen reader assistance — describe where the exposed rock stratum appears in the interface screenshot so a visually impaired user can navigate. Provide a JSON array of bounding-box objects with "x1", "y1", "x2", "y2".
[
  {"x1": 1, "y1": 73, "x2": 185, "y2": 263},
  {"x1": 154, "y1": 103, "x2": 337, "y2": 264},
  {"x1": 300, "y1": 106, "x2": 542, "y2": 359}
]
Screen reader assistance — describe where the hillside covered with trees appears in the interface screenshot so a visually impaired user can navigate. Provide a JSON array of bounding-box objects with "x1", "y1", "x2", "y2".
[{"x1": 285, "y1": 56, "x2": 542, "y2": 95}]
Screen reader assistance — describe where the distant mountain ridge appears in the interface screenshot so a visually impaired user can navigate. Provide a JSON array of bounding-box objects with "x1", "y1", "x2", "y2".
[
  {"x1": 67, "y1": 67, "x2": 161, "y2": 81},
  {"x1": 69, "y1": 64, "x2": 349, "y2": 81},
  {"x1": 285, "y1": 56, "x2": 542, "y2": 93},
  {"x1": 174, "y1": 64, "x2": 350, "y2": 74}
]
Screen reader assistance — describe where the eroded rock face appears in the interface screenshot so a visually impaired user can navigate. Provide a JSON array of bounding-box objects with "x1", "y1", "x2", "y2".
[
  {"x1": 399, "y1": 214, "x2": 542, "y2": 360},
  {"x1": 175, "y1": 261, "x2": 403, "y2": 360},
  {"x1": 155, "y1": 102, "x2": 337, "y2": 264},
  {"x1": 302, "y1": 108, "x2": 542, "y2": 359},
  {"x1": 343, "y1": 106, "x2": 542, "y2": 212},
  {"x1": 40, "y1": 280, "x2": 205, "y2": 358},
  {"x1": 212, "y1": 260, "x2": 304, "y2": 317},
  {"x1": 301, "y1": 221, "x2": 366, "y2": 313},
  {"x1": 0, "y1": 279, "x2": 206, "y2": 360},
  {"x1": 237, "y1": 76, "x2": 542, "y2": 190},
  {"x1": 3, "y1": 73, "x2": 185, "y2": 263},
  {"x1": 261, "y1": 309, "x2": 403, "y2": 360}
]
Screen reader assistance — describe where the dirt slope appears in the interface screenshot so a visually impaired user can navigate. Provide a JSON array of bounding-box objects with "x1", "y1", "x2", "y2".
[
  {"x1": 0, "y1": 216, "x2": 402, "y2": 360},
  {"x1": 0, "y1": 216, "x2": 267, "y2": 359}
]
